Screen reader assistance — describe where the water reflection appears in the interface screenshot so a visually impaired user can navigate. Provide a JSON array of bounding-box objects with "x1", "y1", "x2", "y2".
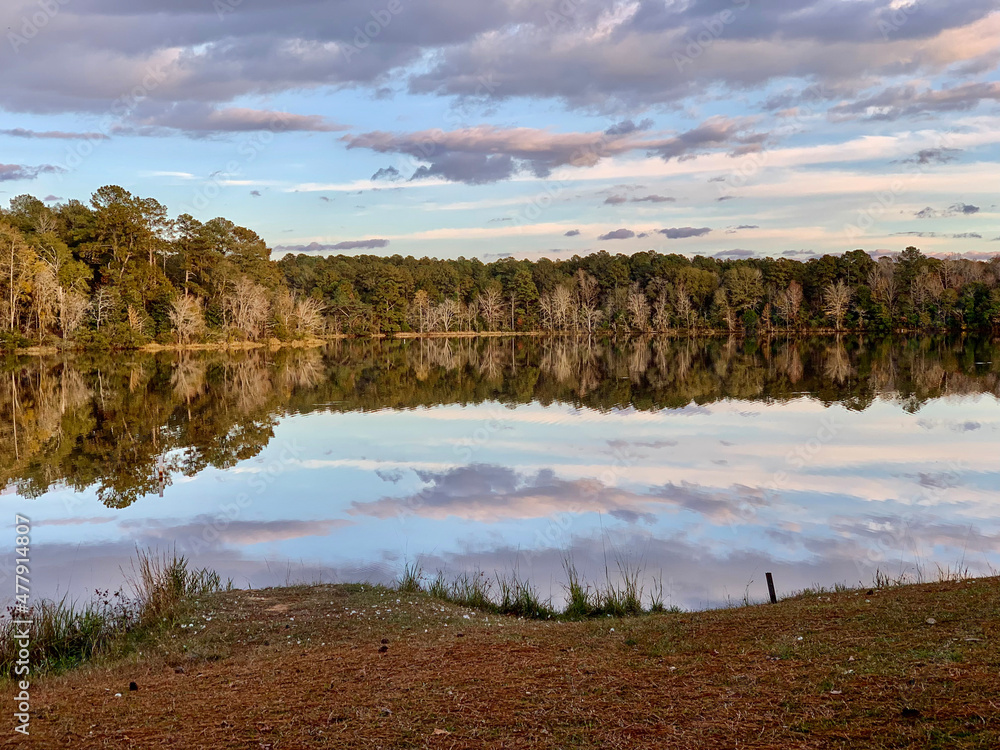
[{"x1": 1, "y1": 335, "x2": 998, "y2": 608}]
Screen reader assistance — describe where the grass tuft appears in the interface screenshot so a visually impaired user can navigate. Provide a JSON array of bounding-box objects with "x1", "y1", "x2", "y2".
[
  {"x1": 0, "y1": 548, "x2": 227, "y2": 678},
  {"x1": 396, "y1": 562, "x2": 424, "y2": 593}
]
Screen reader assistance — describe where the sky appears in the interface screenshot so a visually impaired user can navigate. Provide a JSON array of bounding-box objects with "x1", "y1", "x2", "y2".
[
  {"x1": 5, "y1": 396, "x2": 1000, "y2": 610},
  {"x1": 1, "y1": 0, "x2": 999, "y2": 261}
]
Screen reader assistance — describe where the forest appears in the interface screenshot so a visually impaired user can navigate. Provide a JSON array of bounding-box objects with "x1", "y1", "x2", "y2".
[{"x1": 1, "y1": 186, "x2": 998, "y2": 349}]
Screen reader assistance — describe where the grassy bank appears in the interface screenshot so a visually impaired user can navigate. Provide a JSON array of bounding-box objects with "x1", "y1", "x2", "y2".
[
  {"x1": 0, "y1": 550, "x2": 227, "y2": 678},
  {"x1": 2, "y1": 572, "x2": 998, "y2": 748}
]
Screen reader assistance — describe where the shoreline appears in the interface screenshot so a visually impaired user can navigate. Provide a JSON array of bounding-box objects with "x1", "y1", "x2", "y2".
[{"x1": 6, "y1": 327, "x2": 996, "y2": 356}]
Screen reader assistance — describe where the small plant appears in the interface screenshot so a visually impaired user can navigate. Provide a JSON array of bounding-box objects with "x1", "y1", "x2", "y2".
[
  {"x1": 396, "y1": 562, "x2": 424, "y2": 593},
  {"x1": 449, "y1": 571, "x2": 494, "y2": 612},
  {"x1": 496, "y1": 572, "x2": 555, "y2": 619},
  {"x1": 562, "y1": 557, "x2": 594, "y2": 619},
  {"x1": 597, "y1": 556, "x2": 644, "y2": 618},
  {"x1": 428, "y1": 571, "x2": 449, "y2": 600}
]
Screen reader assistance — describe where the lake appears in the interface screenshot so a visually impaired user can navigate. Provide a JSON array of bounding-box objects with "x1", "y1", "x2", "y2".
[{"x1": 1, "y1": 335, "x2": 998, "y2": 610}]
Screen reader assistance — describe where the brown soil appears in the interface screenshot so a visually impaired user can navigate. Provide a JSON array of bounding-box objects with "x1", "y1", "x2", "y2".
[{"x1": 4, "y1": 578, "x2": 999, "y2": 749}]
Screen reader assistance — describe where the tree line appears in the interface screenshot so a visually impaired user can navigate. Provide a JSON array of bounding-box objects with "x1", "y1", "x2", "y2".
[{"x1": 2, "y1": 187, "x2": 998, "y2": 349}]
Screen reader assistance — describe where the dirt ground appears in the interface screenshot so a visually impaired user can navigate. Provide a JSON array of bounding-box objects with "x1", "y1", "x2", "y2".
[{"x1": 4, "y1": 578, "x2": 999, "y2": 749}]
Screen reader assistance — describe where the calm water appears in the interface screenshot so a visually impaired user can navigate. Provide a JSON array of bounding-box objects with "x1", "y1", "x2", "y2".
[{"x1": 1, "y1": 335, "x2": 998, "y2": 610}]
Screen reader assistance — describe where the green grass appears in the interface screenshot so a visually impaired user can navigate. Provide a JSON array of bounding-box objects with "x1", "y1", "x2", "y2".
[{"x1": 0, "y1": 548, "x2": 228, "y2": 678}]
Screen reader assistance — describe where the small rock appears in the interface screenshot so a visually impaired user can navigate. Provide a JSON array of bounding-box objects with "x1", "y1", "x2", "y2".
[
  {"x1": 380, "y1": 638, "x2": 389, "y2": 644},
  {"x1": 866, "y1": 589, "x2": 874, "y2": 595},
  {"x1": 174, "y1": 667, "x2": 185, "y2": 674},
  {"x1": 129, "y1": 682, "x2": 138, "y2": 692},
  {"x1": 926, "y1": 618, "x2": 936, "y2": 625},
  {"x1": 901, "y1": 708, "x2": 921, "y2": 719},
  {"x1": 378, "y1": 645, "x2": 388, "y2": 653}
]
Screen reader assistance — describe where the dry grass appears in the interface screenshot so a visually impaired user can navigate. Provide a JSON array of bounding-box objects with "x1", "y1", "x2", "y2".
[{"x1": 3, "y1": 577, "x2": 999, "y2": 748}]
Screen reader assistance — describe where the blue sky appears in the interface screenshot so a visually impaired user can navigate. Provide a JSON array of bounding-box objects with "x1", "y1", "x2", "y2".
[{"x1": 2, "y1": 0, "x2": 998, "y2": 261}]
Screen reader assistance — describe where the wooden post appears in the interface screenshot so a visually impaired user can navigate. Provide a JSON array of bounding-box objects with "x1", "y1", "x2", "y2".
[{"x1": 766, "y1": 572, "x2": 777, "y2": 604}]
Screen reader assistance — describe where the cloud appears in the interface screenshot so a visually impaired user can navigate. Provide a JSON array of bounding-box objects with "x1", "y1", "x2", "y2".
[
  {"x1": 347, "y1": 463, "x2": 771, "y2": 525},
  {"x1": 319, "y1": 196, "x2": 331, "y2": 202},
  {"x1": 371, "y1": 166, "x2": 402, "y2": 181},
  {"x1": 120, "y1": 516, "x2": 354, "y2": 547},
  {"x1": 122, "y1": 103, "x2": 347, "y2": 135},
  {"x1": 43, "y1": 195, "x2": 62, "y2": 201},
  {"x1": 0, "y1": 128, "x2": 109, "y2": 140},
  {"x1": 658, "y1": 227, "x2": 712, "y2": 239},
  {"x1": 915, "y1": 203, "x2": 980, "y2": 218},
  {"x1": 896, "y1": 147, "x2": 962, "y2": 165},
  {"x1": 607, "y1": 193, "x2": 674, "y2": 205},
  {"x1": 2, "y1": 0, "x2": 997, "y2": 130},
  {"x1": 604, "y1": 118, "x2": 654, "y2": 136},
  {"x1": 564, "y1": 229, "x2": 581, "y2": 237},
  {"x1": 715, "y1": 249, "x2": 754, "y2": 258},
  {"x1": 250, "y1": 190, "x2": 261, "y2": 197},
  {"x1": 0, "y1": 163, "x2": 64, "y2": 181},
  {"x1": 344, "y1": 118, "x2": 763, "y2": 184},
  {"x1": 274, "y1": 239, "x2": 390, "y2": 254},
  {"x1": 409, "y1": 2, "x2": 999, "y2": 109},
  {"x1": 829, "y1": 82, "x2": 1000, "y2": 121},
  {"x1": 598, "y1": 228, "x2": 636, "y2": 241}
]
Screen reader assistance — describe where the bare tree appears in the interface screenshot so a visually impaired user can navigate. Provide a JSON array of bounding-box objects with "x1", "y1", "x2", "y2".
[
  {"x1": 0, "y1": 226, "x2": 35, "y2": 332},
  {"x1": 431, "y1": 299, "x2": 458, "y2": 332},
  {"x1": 776, "y1": 280, "x2": 803, "y2": 327},
  {"x1": 538, "y1": 290, "x2": 556, "y2": 330},
  {"x1": 294, "y1": 296, "x2": 326, "y2": 336},
  {"x1": 626, "y1": 282, "x2": 651, "y2": 331},
  {"x1": 868, "y1": 258, "x2": 897, "y2": 313},
  {"x1": 225, "y1": 276, "x2": 270, "y2": 339},
  {"x1": 578, "y1": 304, "x2": 603, "y2": 333},
  {"x1": 552, "y1": 284, "x2": 574, "y2": 330},
  {"x1": 61, "y1": 291, "x2": 89, "y2": 337},
  {"x1": 652, "y1": 289, "x2": 671, "y2": 330},
  {"x1": 675, "y1": 284, "x2": 694, "y2": 329},
  {"x1": 169, "y1": 294, "x2": 206, "y2": 344},
  {"x1": 411, "y1": 290, "x2": 430, "y2": 333},
  {"x1": 823, "y1": 280, "x2": 853, "y2": 330},
  {"x1": 477, "y1": 285, "x2": 503, "y2": 331},
  {"x1": 89, "y1": 286, "x2": 117, "y2": 330},
  {"x1": 714, "y1": 288, "x2": 737, "y2": 332}
]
